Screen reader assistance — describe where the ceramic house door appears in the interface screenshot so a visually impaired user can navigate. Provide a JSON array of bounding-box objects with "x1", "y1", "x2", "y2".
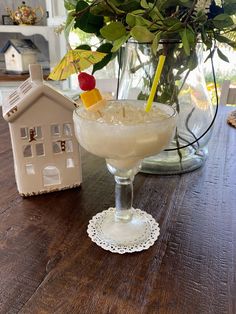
[{"x1": 43, "y1": 165, "x2": 61, "y2": 186}]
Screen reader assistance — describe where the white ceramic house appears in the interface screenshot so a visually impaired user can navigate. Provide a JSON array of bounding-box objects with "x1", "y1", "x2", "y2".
[
  {"x1": 2, "y1": 64, "x2": 82, "y2": 196},
  {"x1": 1, "y1": 39, "x2": 39, "y2": 73}
]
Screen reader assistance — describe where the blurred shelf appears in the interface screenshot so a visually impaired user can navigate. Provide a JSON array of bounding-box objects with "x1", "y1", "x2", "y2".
[
  {"x1": 0, "y1": 25, "x2": 66, "y2": 70},
  {"x1": 0, "y1": 69, "x2": 50, "y2": 82},
  {"x1": 0, "y1": 25, "x2": 54, "y2": 33}
]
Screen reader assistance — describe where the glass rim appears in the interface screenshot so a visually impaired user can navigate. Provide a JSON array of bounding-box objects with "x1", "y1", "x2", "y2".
[
  {"x1": 127, "y1": 39, "x2": 203, "y2": 45},
  {"x1": 127, "y1": 39, "x2": 182, "y2": 45},
  {"x1": 74, "y1": 100, "x2": 177, "y2": 126}
]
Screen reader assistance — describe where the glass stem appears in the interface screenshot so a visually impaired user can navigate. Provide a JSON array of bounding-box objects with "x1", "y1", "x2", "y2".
[{"x1": 114, "y1": 175, "x2": 133, "y2": 222}]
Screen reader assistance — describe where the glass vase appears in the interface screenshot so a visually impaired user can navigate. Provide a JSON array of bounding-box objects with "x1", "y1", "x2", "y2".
[{"x1": 118, "y1": 41, "x2": 215, "y2": 174}]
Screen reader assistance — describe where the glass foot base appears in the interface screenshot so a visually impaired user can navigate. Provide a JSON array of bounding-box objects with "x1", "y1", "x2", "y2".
[{"x1": 87, "y1": 208, "x2": 160, "y2": 254}]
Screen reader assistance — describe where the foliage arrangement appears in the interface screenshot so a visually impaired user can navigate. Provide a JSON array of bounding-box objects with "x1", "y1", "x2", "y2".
[
  {"x1": 64, "y1": 0, "x2": 236, "y2": 74},
  {"x1": 63, "y1": 0, "x2": 236, "y2": 164}
]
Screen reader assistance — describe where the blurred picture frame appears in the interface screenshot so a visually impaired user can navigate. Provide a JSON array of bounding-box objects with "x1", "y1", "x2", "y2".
[{"x1": 2, "y1": 15, "x2": 14, "y2": 25}]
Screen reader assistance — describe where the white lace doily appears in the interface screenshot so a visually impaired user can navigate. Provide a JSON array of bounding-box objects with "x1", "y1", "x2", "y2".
[{"x1": 87, "y1": 208, "x2": 160, "y2": 254}]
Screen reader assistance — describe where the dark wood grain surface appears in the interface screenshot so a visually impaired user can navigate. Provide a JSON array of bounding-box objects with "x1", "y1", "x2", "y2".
[{"x1": 0, "y1": 106, "x2": 235, "y2": 314}]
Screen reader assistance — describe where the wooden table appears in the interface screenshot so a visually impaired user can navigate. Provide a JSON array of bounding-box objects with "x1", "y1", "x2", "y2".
[{"x1": 0, "y1": 106, "x2": 235, "y2": 314}]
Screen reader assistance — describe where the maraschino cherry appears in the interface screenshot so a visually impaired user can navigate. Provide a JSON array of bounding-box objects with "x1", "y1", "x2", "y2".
[{"x1": 78, "y1": 72, "x2": 96, "y2": 91}]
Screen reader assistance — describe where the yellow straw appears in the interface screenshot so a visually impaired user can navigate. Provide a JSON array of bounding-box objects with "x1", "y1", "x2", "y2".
[{"x1": 145, "y1": 55, "x2": 166, "y2": 112}]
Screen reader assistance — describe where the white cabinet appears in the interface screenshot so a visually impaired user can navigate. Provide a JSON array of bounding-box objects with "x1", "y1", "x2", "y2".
[{"x1": 46, "y1": 0, "x2": 66, "y2": 26}]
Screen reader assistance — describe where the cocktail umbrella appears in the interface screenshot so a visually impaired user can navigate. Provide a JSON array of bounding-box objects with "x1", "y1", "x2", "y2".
[{"x1": 48, "y1": 49, "x2": 107, "y2": 81}]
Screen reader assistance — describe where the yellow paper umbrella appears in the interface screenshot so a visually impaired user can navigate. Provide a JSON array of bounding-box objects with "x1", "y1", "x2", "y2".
[{"x1": 48, "y1": 49, "x2": 107, "y2": 81}]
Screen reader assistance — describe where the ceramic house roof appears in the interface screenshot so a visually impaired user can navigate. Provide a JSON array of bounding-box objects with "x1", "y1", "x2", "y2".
[
  {"x1": 2, "y1": 64, "x2": 76, "y2": 123},
  {"x1": 1, "y1": 39, "x2": 39, "y2": 54}
]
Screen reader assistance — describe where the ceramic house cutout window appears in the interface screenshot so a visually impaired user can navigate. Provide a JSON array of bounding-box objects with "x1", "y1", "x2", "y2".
[
  {"x1": 63, "y1": 123, "x2": 72, "y2": 136},
  {"x1": 9, "y1": 91, "x2": 18, "y2": 99},
  {"x1": 20, "y1": 81, "x2": 33, "y2": 94},
  {"x1": 20, "y1": 127, "x2": 28, "y2": 139},
  {"x1": 65, "y1": 140, "x2": 73, "y2": 153},
  {"x1": 51, "y1": 124, "x2": 60, "y2": 137},
  {"x1": 23, "y1": 145, "x2": 32, "y2": 157},
  {"x1": 36, "y1": 143, "x2": 44, "y2": 156},
  {"x1": 25, "y1": 164, "x2": 35, "y2": 175},
  {"x1": 52, "y1": 142, "x2": 62, "y2": 154},
  {"x1": 9, "y1": 95, "x2": 20, "y2": 106},
  {"x1": 20, "y1": 79, "x2": 31, "y2": 89},
  {"x1": 35, "y1": 126, "x2": 42, "y2": 139},
  {"x1": 9, "y1": 92, "x2": 19, "y2": 104},
  {"x1": 22, "y1": 85, "x2": 32, "y2": 95},
  {"x1": 66, "y1": 158, "x2": 74, "y2": 168},
  {"x1": 43, "y1": 166, "x2": 61, "y2": 186}
]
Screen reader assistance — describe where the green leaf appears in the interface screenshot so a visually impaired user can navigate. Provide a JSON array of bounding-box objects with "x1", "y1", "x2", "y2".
[
  {"x1": 137, "y1": 91, "x2": 149, "y2": 100},
  {"x1": 76, "y1": 0, "x2": 88, "y2": 12},
  {"x1": 100, "y1": 22, "x2": 126, "y2": 41},
  {"x1": 111, "y1": 34, "x2": 130, "y2": 52},
  {"x1": 187, "y1": 51, "x2": 198, "y2": 70},
  {"x1": 204, "y1": 49, "x2": 215, "y2": 63},
  {"x1": 217, "y1": 48, "x2": 229, "y2": 62},
  {"x1": 131, "y1": 9, "x2": 146, "y2": 15},
  {"x1": 201, "y1": 27, "x2": 212, "y2": 49},
  {"x1": 126, "y1": 13, "x2": 136, "y2": 27},
  {"x1": 215, "y1": 34, "x2": 236, "y2": 48},
  {"x1": 75, "y1": 13, "x2": 104, "y2": 33},
  {"x1": 187, "y1": 33, "x2": 195, "y2": 50},
  {"x1": 164, "y1": 17, "x2": 181, "y2": 27},
  {"x1": 130, "y1": 26, "x2": 155, "y2": 43},
  {"x1": 76, "y1": 44, "x2": 91, "y2": 50},
  {"x1": 140, "y1": 0, "x2": 149, "y2": 9},
  {"x1": 213, "y1": 14, "x2": 234, "y2": 28},
  {"x1": 168, "y1": 21, "x2": 182, "y2": 32},
  {"x1": 93, "y1": 43, "x2": 113, "y2": 73},
  {"x1": 151, "y1": 32, "x2": 161, "y2": 55},
  {"x1": 90, "y1": 2, "x2": 115, "y2": 16},
  {"x1": 119, "y1": 1, "x2": 141, "y2": 12},
  {"x1": 105, "y1": 0, "x2": 125, "y2": 14},
  {"x1": 74, "y1": 1, "x2": 104, "y2": 34},
  {"x1": 180, "y1": 29, "x2": 190, "y2": 55},
  {"x1": 147, "y1": 5, "x2": 164, "y2": 21},
  {"x1": 97, "y1": 43, "x2": 113, "y2": 53},
  {"x1": 111, "y1": 0, "x2": 126, "y2": 4},
  {"x1": 180, "y1": 28, "x2": 195, "y2": 55},
  {"x1": 194, "y1": 10, "x2": 207, "y2": 23},
  {"x1": 224, "y1": 3, "x2": 236, "y2": 15},
  {"x1": 126, "y1": 13, "x2": 152, "y2": 28},
  {"x1": 64, "y1": 0, "x2": 77, "y2": 10}
]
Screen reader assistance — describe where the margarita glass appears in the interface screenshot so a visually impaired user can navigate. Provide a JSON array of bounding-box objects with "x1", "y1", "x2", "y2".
[{"x1": 73, "y1": 100, "x2": 177, "y2": 253}]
